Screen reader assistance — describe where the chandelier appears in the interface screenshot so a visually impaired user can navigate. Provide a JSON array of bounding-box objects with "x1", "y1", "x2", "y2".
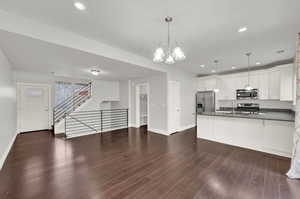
[{"x1": 153, "y1": 16, "x2": 186, "y2": 64}]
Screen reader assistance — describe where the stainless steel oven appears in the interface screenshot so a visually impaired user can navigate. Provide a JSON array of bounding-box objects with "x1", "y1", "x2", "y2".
[{"x1": 236, "y1": 89, "x2": 258, "y2": 100}]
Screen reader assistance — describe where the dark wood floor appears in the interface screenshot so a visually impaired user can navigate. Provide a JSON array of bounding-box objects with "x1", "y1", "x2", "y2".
[{"x1": 0, "y1": 127, "x2": 299, "y2": 199}]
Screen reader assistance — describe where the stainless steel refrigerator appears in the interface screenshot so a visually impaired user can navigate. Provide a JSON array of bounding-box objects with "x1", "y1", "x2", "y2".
[{"x1": 196, "y1": 91, "x2": 215, "y2": 113}]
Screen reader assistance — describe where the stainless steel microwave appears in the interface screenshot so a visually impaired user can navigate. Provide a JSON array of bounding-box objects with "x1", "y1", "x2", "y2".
[{"x1": 236, "y1": 89, "x2": 258, "y2": 100}]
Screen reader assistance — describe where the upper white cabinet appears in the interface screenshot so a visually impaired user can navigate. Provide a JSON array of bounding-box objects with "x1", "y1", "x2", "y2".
[
  {"x1": 279, "y1": 64, "x2": 294, "y2": 101},
  {"x1": 268, "y1": 68, "x2": 281, "y2": 100},
  {"x1": 198, "y1": 76, "x2": 219, "y2": 91},
  {"x1": 197, "y1": 64, "x2": 295, "y2": 101}
]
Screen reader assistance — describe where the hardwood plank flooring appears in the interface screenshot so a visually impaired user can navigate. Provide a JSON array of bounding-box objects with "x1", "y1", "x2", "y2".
[{"x1": 0, "y1": 127, "x2": 299, "y2": 199}]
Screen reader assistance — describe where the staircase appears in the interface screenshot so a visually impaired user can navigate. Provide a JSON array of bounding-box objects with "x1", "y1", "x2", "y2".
[{"x1": 53, "y1": 82, "x2": 92, "y2": 124}]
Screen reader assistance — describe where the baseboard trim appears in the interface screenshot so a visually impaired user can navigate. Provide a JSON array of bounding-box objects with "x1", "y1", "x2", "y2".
[
  {"x1": 168, "y1": 124, "x2": 196, "y2": 135},
  {"x1": 179, "y1": 124, "x2": 196, "y2": 132},
  {"x1": 148, "y1": 128, "x2": 169, "y2": 136},
  {"x1": 0, "y1": 132, "x2": 17, "y2": 170}
]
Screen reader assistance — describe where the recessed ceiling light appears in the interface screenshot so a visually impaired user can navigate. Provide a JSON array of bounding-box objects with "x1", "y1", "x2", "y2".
[
  {"x1": 211, "y1": 70, "x2": 216, "y2": 73},
  {"x1": 238, "y1": 27, "x2": 247, "y2": 33},
  {"x1": 74, "y1": 1, "x2": 86, "y2": 10},
  {"x1": 91, "y1": 69, "x2": 100, "y2": 76},
  {"x1": 231, "y1": 66, "x2": 236, "y2": 69},
  {"x1": 256, "y1": 62, "x2": 261, "y2": 65},
  {"x1": 200, "y1": 64, "x2": 205, "y2": 68}
]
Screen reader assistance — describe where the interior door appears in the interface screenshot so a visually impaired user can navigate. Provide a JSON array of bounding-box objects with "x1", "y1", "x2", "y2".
[
  {"x1": 19, "y1": 84, "x2": 50, "y2": 132},
  {"x1": 168, "y1": 81, "x2": 180, "y2": 133}
]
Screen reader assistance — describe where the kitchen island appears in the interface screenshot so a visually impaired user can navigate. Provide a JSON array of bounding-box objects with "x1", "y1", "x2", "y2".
[{"x1": 197, "y1": 111, "x2": 295, "y2": 157}]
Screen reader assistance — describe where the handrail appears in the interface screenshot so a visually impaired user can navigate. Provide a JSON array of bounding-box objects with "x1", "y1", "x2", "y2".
[
  {"x1": 53, "y1": 82, "x2": 91, "y2": 124},
  {"x1": 65, "y1": 109, "x2": 129, "y2": 138},
  {"x1": 67, "y1": 115, "x2": 97, "y2": 132},
  {"x1": 54, "y1": 82, "x2": 91, "y2": 110}
]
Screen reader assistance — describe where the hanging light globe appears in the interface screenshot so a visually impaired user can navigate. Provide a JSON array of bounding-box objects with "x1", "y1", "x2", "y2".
[
  {"x1": 153, "y1": 47, "x2": 165, "y2": 63},
  {"x1": 165, "y1": 54, "x2": 175, "y2": 64},
  {"x1": 154, "y1": 47, "x2": 165, "y2": 57},
  {"x1": 172, "y1": 47, "x2": 186, "y2": 61}
]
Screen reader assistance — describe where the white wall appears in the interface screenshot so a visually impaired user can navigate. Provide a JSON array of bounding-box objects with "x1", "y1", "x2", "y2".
[
  {"x1": 130, "y1": 73, "x2": 168, "y2": 134},
  {"x1": 167, "y1": 68, "x2": 198, "y2": 131},
  {"x1": 0, "y1": 48, "x2": 17, "y2": 169},
  {"x1": 128, "y1": 68, "x2": 197, "y2": 135},
  {"x1": 111, "y1": 80, "x2": 130, "y2": 109}
]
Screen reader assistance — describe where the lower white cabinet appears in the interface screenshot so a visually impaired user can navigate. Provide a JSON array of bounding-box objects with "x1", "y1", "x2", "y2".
[
  {"x1": 263, "y1": 120, "x2": 294, "y2": 156},
  {"x1": 197, "y1": 115, "x2": 294, "y2": 157}
]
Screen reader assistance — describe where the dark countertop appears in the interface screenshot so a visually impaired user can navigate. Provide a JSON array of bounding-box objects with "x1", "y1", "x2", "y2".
[{"x1": 198, "y1": 111, "x2": 295, "y2": 122}]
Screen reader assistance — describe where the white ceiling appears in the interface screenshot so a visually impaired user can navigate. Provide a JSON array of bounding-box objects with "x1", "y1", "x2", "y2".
[
  {"x1": 0, "y1": 0, "x2": 299, "y2": 75},
  {"x1": 0, "y1": 30, "x2": 162, "y2": 80}
]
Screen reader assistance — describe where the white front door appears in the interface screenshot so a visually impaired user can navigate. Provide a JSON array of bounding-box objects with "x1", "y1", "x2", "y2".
[
  {"x1": 168, "y1": 81, "x2": 181, "y2": 133},
  {"x1": 18, "y1": 84, "x2": 50, "y2": 132}
]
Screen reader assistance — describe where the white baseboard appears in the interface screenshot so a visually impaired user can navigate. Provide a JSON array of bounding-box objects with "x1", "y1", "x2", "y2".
[
  {"x1": 168, "y1": 124, "x2": 196, "y2": 135},
  {"x1": 129, "y1": 123, "x2": 139, "y2": 128},
  {"x1": 0, "y1": 132, "x2": 17, "y2": 170},
  {"x1": 179, "y1": 124, "x2": 196, "y2": 132},
  {"x1": 148, "y1": 128, "x2": 169, "y2": 136}
]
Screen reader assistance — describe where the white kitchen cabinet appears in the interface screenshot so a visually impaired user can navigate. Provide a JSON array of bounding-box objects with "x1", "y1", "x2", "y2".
[
  {"x1": 197, "y1": 115, "x2": 294, "y2": 157},
  {"x1": 197, "y1": 115, "x2": 214, "y2": 140},
  {"x1": 249, "y1": 72, "x2": 260, "y2": 90},
  {"x1": 219, "y1": 75, "x2": 235, "y2": 100},
  {"x1": 268, "y1": 68, "x2": 281, "y2": 100},
  {"x1": 198, "y1": 76, "x2": 219, "y2": 92},
  {"x1": 263, "y1": 120, "x2": 294, "y2": 156},
  {"x1": 280, "y1": 64, "x2": 294, "y2": 101},
  {"x1": 259, "y1": 72, "x2": 269, "y2": 100},
  {"x1": 249, "y1": 71, "x2": 269, "y2": 99},
  {"x1": 197, "y1": 64, "x2": 294, "y2": 101},
  {"x1": 204, "y1": 78, "x2": 217, "y2": 91},
  {"x1": 198, "y1": 79, "x2": 206, "y2": 91}
]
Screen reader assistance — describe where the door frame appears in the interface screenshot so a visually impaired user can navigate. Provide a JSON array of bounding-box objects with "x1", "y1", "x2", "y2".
[
  {"x1": 17, "y1": 83, "x2": 52, "y2": 133},
  {"x1": 135, "y1": 83, "x2": 150, "y2": 128}
]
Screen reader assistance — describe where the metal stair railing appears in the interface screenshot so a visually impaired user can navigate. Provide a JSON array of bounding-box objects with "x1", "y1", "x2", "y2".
[
  {"x1": 65, "y1": 109, "x2": 129, "y2": 138},
  {"x1": 53, "y1": 82, "x2": 91, "y2": 124}
]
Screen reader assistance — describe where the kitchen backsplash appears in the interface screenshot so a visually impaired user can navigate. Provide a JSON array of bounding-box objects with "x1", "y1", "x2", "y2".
[{"x1": 218, "y1": 99, "x2": 294, "y2": 110}]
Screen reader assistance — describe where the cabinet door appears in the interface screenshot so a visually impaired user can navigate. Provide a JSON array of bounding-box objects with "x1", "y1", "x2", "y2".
[
  {"x1": 249, "y1": 72, "x2": 260, "y2": 90},
  {"x1": 268, "y1": 69, "x2": 280, "y2": 99},
  {"x1": 224, "y1": 76, "x2": 236, "y2": 100},
  {"x1": 197, "y1": 116, "x2": 214, "y2": 140},
  {"x1": 280, "y1": 65, "x2": 294, "y2": 101},
  {"x1": 198, "y1": 79, "x2": 205, "y2": 91},
  {"x1": 259, "y1": 72, "x2": 269, "y2": 100},
  {"x1": 263, "y1": 120, "x2": 294, "y2": 157},
  {"x1": 204, "y1": 78, "x2": 217, "y2": 91}
]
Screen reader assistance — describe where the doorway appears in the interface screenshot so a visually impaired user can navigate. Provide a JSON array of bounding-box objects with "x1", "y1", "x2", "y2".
[
  {"x1": 17, "y1": 83, "x2": 51, "y2": 133},
  {"x1": 136, "y1": 83, "x2": 149, "y2": 128}
]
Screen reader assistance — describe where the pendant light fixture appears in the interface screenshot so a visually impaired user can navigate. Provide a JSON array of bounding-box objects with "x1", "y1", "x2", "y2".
[
  {"x1": 153, "y1": 16, "x2": 186, "y2": 64},
  {"x1": 213, "y1": 60, "x2": 220, "y2": 93},
  {"x1": 245, "y1": 53, "x2": 253, "y2": 90}
]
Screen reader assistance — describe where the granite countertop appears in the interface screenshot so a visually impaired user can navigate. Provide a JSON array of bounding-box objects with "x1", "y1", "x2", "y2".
[{"x1": 198, "y1": 110, "x2": 295, "y2": 122}]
